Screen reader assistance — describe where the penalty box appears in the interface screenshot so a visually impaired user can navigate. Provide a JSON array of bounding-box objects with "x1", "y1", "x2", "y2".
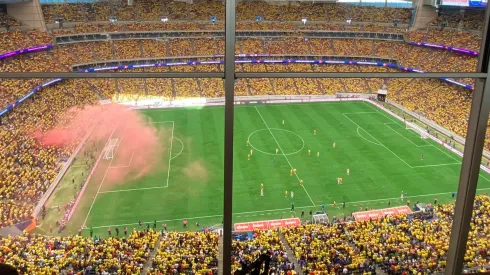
[
  {"x1": 99, "y1": 121, "x2": 175, "y2": 193},
  {"x1": 345, "y1": 111, "x2": 460, "y2": 169}
]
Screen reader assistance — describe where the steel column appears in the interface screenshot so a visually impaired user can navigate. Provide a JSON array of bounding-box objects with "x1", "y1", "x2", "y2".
[
  {"x1": 221, "y1": 0, "x2": 236, "y2": 272},
  {"x1": 445, "y1": 7, "x2": 490, "y2": 275}
]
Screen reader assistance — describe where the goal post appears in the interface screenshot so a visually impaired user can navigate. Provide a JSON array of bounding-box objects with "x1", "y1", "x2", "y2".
[
  {"x1": 103, "y1": 138, "x2": 119, "y2": 160},
  {"x1": 405, "y1": 121, "x2": 428, "y2": 139},
  {"x1": 312, "y1": 212, "x2": 329, "y2": 224}
]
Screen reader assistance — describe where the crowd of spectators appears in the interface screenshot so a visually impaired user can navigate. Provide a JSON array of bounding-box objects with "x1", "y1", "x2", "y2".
[
  {"x1": 389, "y1": 78, "x2": 475, "y2": 147},
  {"x1": 430, "y1": 8, "x2": 486, "y2": 31},
  {"x1": 0, "y1": 195, "x2": 488, "y2": 274},
  {"x1": 1, "y1": 229, "x2": 159, "y2": 274},
  {"x1": 0, "y1": 11, "x2": 22, "y2": 27},
  {"x1": 232, "y1": 230, "x2": 295, "y2": 274},
  {"x1": 284, "y1": 195, "x2": 490, "y2": 274},
  {"x1": 39, "y1": 1, "x2": 412, "y2": 24},
  {"x1": 0, "y1": 6, "x2": 486, "y2": 230},
  {"x1": 0, "y1": 77, "x2": 98, "y2": 227},
  {"x1": 149, "y1": 231, "x2": 219, "y2": 274}
]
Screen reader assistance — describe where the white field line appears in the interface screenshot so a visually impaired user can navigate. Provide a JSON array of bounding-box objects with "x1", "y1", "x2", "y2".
[
  {"x1": 82, "y1": 125, "x2": 120, "y2": 228},
  {"x1": 89, "y1": 121, "x2": 181, "y2": 195},
  {"x1": 99, "y1": 186, "x2": 168, "y2": 194},
  {"x1": 170, "y1": 137, "x2": 184, "y2": 160},
  {"x1": 368, "y1": 103, "x2": 463, "y2": 164},
  {"x1": 383, "y1": 123, "x2": 432, "y2": 147},
  {"x1": 85, "y1": 187, "x2": 490, "y2": 230},
  {"x1": 366, "y1": 103, "x2": 432, "y2": 146},
  {"x1": 150, "y1": 121, "x2": 175, "y2": 124},
  {"x1": 356, "y1": 127, "x2": 382, "y2": 146},
  {"x1": 343, "y1": 113, "x2": 412, "y2": 168},
  {"x1": 411, "y1": 163, "x2": 461, "y2": 168},
  {"x1": 109, "y1": 151, "x2": 135, "y2": 169},
  {"x1": 255, "y1": 106, "x2": 315, "y2": 206},
  {"x1": 165, "y1": 121, "x2": 175, "y2": 187},
  {"x1": 149, "y1": 121, "x2": 175, "y2": 188},
  {"x1": 342, "y1": 112, "x2": 378, "y2": 115}
]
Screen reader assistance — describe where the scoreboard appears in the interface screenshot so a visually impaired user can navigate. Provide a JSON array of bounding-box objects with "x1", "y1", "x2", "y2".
[{"x1": 441, "y1": 0, "x2": 487, "y2": 7}]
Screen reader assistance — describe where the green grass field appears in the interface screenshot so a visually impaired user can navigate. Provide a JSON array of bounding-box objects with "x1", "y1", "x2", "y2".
[{"x1": 60, "y1": 101, "x2": 490, "y2": 237}]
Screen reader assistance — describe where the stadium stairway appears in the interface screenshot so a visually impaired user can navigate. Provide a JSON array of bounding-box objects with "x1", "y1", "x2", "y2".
[
  {"x1": 218, "y1": 234, "x2": 223, "y2": 274},
  {"x1": 141, "y1": 233, "x2": 163, "y2": 275},
  {"x1": 278, "y1": 231, "x2": 303, "y2": 275}
]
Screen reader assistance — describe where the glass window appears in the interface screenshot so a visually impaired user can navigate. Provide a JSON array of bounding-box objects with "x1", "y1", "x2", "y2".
[{"x1": 0, "y1": 0, "x2": 489, "y2": 274}]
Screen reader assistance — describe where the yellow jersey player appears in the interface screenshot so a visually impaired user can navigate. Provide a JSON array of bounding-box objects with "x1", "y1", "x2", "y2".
[
  {"x1": 293, "y1": 168, "x2": 297, "y2": 175},
  {"x1": 317, "y1": 152, "x2": 320, "y2": 157},
  {"x1": 333, "y1": 142, "x2": 336, "y2": 148},
  {"x1": 346, "y1": 168, "x2": 350, "y2": 176},
  {"x1": 314, "y1": 129, "x2": 317, "y2": 135},
  {"x1": 285, "y1": 190, "x2": 288, "y2": 198},
  {"x1": 299, "y1": 179, "x2": 304, "y2": 186},
  {"x1": 291, "y1": 191, "x2": 294, "y2": 199},
  {"x1": 247, "y1": 140, "x2": 250, "y2": 147},
  {"x1": 337, "y1": 177, "x2": 341, "y2": 185},
  {"x1": 250, "y1": 149, "x2": 253, "y2": 156},
  {"x1": 276, "y1": 148, "x2": 279, "y2": 154},
  {"x1": 260, "y1": 183, "x2": 264, "y2": 197},
  {"x1": 290, "y1": 169, "x2": 293, "y2": 176},
  {"x1": 339, "y1": 177, "x2": 343, "y2": 184},
  {"x1": 333, "y1": 200, "x2": 337, "y2": 208},
  {"x1": 248, "y1": 153, "x2": 251, "y2": 160},
  {"x1": 282, "y1": 120, "x2": 285, "y2": 125},
  {"x1": 308, "y1": 149, "x2": 311, "y2": 156}
]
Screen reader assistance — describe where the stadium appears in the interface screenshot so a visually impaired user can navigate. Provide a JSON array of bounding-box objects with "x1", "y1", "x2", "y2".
[{"x1": 0, "y1": 0, "x2": 489, "y2": 274}]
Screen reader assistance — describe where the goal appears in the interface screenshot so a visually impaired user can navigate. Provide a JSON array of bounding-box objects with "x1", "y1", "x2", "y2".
[
  {"x1": 103, "y1": 138, "x2": 119, "y2": 160},
  {"x1": 312, "y1": 212, "x2": 329, "y2": 224},
  {"x1": 405, "y1": 121, "x2": 428, "y2": 139}
]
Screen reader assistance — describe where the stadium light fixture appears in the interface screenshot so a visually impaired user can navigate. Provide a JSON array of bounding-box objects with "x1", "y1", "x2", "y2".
[
  {"x1": 161, "y1": 16, "x2": 169, "y2": 23},
  {"x1": 54, "y1": 17, "x2": 64, "y2": 28}
]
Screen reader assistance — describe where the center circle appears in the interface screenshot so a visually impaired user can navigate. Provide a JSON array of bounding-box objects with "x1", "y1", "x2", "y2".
[{"x1": 248, "y1": 128, "x2": 305, "y2": 156}]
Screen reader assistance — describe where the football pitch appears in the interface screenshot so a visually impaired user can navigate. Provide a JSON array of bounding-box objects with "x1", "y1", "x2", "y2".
[{"x1": 68, "y1": 101, "x2": 490, "y2": 236}]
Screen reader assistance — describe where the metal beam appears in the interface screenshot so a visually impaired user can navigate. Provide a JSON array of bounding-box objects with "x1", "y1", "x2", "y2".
[
  {"x1": 0, "y1": 72, "x2": 486, "y2": 79},
  {"x1": 0, "y1": 72, "x2": 224, "y2": 78},
  {"x1": 221, "y1": 0, "x2": 236, "y2": 272},
  {"x1": 445, "y1": 6, "x2": 490, "y2": 275},
  {"x1": 235, "y1": 72, "x2": 487, "y2": 79}
]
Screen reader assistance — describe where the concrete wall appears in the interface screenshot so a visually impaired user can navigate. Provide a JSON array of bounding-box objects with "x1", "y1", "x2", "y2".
[
  {"x1": 7, "y1": 0, "x2": 46, "y2": 31},
  {"x1": 411, "y1": 0, "x2": 437, "y2": 30}
]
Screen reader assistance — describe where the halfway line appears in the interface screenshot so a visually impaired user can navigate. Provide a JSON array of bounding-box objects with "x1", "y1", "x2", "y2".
[{"x1": 255, "y1": 106, "x2": 315, "y2": 206}]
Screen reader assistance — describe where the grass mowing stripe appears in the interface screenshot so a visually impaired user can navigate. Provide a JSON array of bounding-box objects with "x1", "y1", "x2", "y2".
[
  {"x1": 82, "y1": 125, "x2": 118, "y2": 228},
  {"x1": 70, "y1": 102, "x2": 488, "y2": 236},
  {"x1": 255, "y1": 106, "x2": 315, "y2": 206}
]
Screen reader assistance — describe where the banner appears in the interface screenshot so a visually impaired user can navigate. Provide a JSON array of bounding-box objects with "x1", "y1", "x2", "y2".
[
  {"x1": 353, "y1": 206, "x2": 412, "y2": 221},
  {"x1": 234, "y1": 218, "x2": 301, "y2": 232},
  {"x1": 442, "y1": 0, "x2": 487, "y2": 6}
]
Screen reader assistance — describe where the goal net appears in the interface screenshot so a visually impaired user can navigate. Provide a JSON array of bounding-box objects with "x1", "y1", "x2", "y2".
[
  {"x1": 312, "y1": 212, "x2": 329, "y2": 224},
  {"x1": 405, "y1": 121, "x2": 428, "y2": 139},
  {"x1": 103, "y1": 138, "x2": 119, "y2": 160}
]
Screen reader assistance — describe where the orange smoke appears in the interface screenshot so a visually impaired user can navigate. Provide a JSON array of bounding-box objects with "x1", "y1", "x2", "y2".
[{"x1": 32, "y1": 103, "x2": 166, "y2": 186}]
